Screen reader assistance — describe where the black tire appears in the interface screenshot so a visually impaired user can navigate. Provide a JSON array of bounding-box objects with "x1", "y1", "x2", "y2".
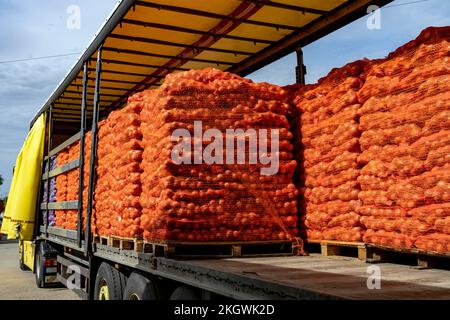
[
  {"x1": 170, "y1": 285, "x2": 201, "y2": 300},
  {"x1": 19, "y1": 241, "x2": 29, "y2": 271},
  {"x1": 94, "y1": 262, "x2": 127, "y2": 300},
  {"x1": 123, "y1": 272, "x2": 160, "y2": 300},
  {"x1": 35, "y1": 242, "x2": 45, "y2": 288}
]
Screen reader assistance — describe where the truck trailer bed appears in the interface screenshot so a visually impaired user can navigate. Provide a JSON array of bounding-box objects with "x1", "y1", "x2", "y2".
[{"x1": 155, "y1": 255, "x2": 450, "y2": 300}]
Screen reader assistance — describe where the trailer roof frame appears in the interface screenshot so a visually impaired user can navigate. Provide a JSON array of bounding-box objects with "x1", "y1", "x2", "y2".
[{"x1": 30, "y1": 0, "x2": 393, "y2": 127}]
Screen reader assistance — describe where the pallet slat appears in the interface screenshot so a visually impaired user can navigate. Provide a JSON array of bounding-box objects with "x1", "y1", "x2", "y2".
[{"x1": 306, "y1": 240, "x2": 368, "y2": 261}]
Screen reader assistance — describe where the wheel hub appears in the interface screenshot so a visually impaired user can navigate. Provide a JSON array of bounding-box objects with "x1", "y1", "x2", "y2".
[{"x1": 98, "y1": 280, "x2": 110, "y2": 300}]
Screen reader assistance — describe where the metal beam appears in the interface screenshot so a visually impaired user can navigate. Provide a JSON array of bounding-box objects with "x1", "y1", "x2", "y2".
[
  {"x1": 52, "y1": 118, "x2": 83, "y2": 123},
  {"x1": 102, "y1": 46, "x2": 235, "y2": 66},
  {"x1": 78, "y1": 62, "x2": 88, "y2": 249},
  {"x1": 53, "y1": 103, "x2": 94, "y2": 110},
  {"x1": 57, "y1": 97, "x2": 114, "y2": 103},
  {"x1": 64, "y1": 90, "x2": 123, "y2": 98},
  {"x1": 74, "y1": 76, "x2": 162, "y2": 87},
  {"x1": 45, "y1": 107, "x2": 53, "y2": 237},
  {"x1": 121, "y1": 18, "x2": 275, "y2": 45},
  {"x1": 93, "y1": 57, "x2": 189, "y2": 71},
  {"x1": 237, "y1": 0, "x2": 328, "y2": 15},
  {"x1": 87, "y1": 67, "x2": 164, "y2": 79},
  {"x1": 85, "y1": 45, "x2": 103, "y2": 256},
  {"x1": 45, "y1": 132, "x2": 81, "y2": 160},
  {"x1": 52, "y1": 116, "x2": 84, "y2": 121},
  {"x1": 108, "y1": 33, "x2": 253, "y2": 56},
  {"x1": 134, "y1": 1, "x2": 301, "y2": 31},
  {"x1": 69, "y1": 84, "x2": 132, "y2": 92},
  {"x1": 42, "y1": 159, "x2": 80, "y2": 180},
  {"x1": 40, "y1": 201, "x2": 79, "y2": 211},
  {"x1": 229, "y1": 0, "x2": 394, "y2": 76}
]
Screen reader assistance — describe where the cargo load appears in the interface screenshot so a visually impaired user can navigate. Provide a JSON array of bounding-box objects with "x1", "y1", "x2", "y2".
[
  {"x1": 139, "y1": 69, "x2": 298, "y2": 242},
  {"x1": 358, "y1": 27, "x2": 450, "y2": 252},
  {"x1": 53, "y1": 68, "x2": 299, "y2": 245},
  {"x1": 292, "y1": 61, "x2": 368, "y2": 242}
]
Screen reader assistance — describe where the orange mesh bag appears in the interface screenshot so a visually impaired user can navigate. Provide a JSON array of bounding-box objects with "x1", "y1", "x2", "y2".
[
  {"x1": 363, "y1": 229, "x2": 416, "y2": 249},
  {"x1": 360, "y1": 216, "x2": 432, "y2": 238},
  {"x1": 415, "y1": 233, "x2": 450, "y2": 253},
  {"x1": 305, "y1": 168, "x2": 360, "y2": 188},
  {"x1": 358, "y1": 174, "x2": 398, "y2": 191},
  {"x1": 359, "y1": 124, "x2": 422, "y2": 151},
  {"x1": 410, "y1": 130, "x2": 450, "y2": 160},
  {"x1": 359, "y1": 205, "x2": 408, "y2": 218},
  {"x1": 422, "y1": 111, "x2": 450, "y2": 136},
  {"x1": 322, "y1": 226, "x2": 364, "y2": 242},
  {"x1": 358, "y1": 144, "x2": 410, "y2": 165},
  {"x1": 303, "y1": 200, "x2": 361, "y2": 230}
]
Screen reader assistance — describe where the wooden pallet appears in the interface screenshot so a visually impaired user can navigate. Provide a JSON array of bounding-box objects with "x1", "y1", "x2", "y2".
[
  {"x1": 141, "y1": 240, "x2": 295, "y2": 259},
  {"x1": 93, "y1": 235, "x2": 143, "y2": 252},
  {"x1": 307, "y1": 240, "x2": 368, "y2": 261},
  {"x1": 366, "y1": 244, "x2": 450, "y2": 269},
  {"x1": 93, "y1": 235, "x2": 109, "y2": 246}
]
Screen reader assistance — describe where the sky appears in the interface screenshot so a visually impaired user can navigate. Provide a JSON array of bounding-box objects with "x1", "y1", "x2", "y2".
[{"x1": 0, "y1": 0, "x2": 449, "y2": 196}]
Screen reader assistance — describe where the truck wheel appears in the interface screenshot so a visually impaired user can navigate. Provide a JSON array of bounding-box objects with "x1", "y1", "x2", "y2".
[
  {"x1": 19, "y1": 241, "x2": 29, "y2": 271},
  {"x1": 35, "y1": 242, "x2": 45, "y2": 288},
  {"x1": 170, "y1": 285, "x2": 201, "y2": 300},
  {"x1": 94, "y1": 262, "x2": 127, "y2": 300},
  {"x1": 123, "y1": 272, "x2": 160, "y2": 300}
]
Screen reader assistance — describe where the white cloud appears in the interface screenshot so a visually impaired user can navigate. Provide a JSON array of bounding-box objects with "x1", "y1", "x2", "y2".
[{"x1": 0, "y1": 0, "x2": 116, "y2": 195}]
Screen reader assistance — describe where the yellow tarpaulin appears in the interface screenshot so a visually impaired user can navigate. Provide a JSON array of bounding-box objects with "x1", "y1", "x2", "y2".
[{"x1": 1, "y1": 114, "x2": 46, "y2": 240}]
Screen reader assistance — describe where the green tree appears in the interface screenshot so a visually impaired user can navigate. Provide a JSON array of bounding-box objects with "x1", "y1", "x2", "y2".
[{"x1": 0, "y1": 174, "x2": 3, "y2": 187}]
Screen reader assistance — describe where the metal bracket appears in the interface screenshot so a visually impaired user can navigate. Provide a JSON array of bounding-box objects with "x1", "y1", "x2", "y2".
[{"x1": 295, "y1": 47, "x2": 307, "y2": 85}]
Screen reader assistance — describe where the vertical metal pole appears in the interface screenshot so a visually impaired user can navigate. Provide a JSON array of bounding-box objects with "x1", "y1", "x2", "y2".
[
  {"x1": 34, "y1": 111, "x2": 48, "y2": 239},
  {"x1": 85, "y1": 45, "x2": 102, "y2": 256},
  {"x1": 45, "y1": 106, "x2": 53, "y2": 238},
  {"x1": 295, "y1": 47, "x2": 306, "y2": 85},
  {"x1": 77, "y1": 62, "x2": 88, "y2": 249}
]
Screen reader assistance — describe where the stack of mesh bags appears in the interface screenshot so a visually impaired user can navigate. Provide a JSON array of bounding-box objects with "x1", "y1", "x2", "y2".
[
  {"x1": 94, "y1": 99, "x2": 144, "y2": 238},
  {"x1": 64, "y1": 142, "x2": 81, "y2": 230},
  {"x1": 53, "y1": 143, "x2": 81, "y2": 229},
  {"x1": 140, "y1": 68, "x2": 298, "y2": 242},
  {"x1": 55, "y1": 150, "x2": 69, "y2": 228},
  {"x1": 293, "y1": 61, "x2": 368, "y2": 242},
  {"x1": 41, "y1": 155, "x2": 56, "y2": 226},
  {"x1": 357, "y1": 27, "x2": 450, "y2": 252}
]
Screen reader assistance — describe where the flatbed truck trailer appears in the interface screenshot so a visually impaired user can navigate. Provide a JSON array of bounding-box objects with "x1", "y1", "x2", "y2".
[
  {"x1": 33, "y1": 225, "x2": 450, "y2": 300},
  {"x1": 15, "y1": 0, "x2": 450, "y2": 300}
]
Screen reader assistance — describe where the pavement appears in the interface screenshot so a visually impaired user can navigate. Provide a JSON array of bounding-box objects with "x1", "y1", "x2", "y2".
[{"x1": 0, "y1": 241, "x2": 79, "y2": 300}]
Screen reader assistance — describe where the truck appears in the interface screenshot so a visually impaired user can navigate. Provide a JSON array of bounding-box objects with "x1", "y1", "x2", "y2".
[{"x1": 7, "y1": 0, "x2": 450, "y2": 300}]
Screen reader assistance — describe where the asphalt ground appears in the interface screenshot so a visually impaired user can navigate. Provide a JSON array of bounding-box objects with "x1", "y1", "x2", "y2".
[{"x1": 0, "y1": 241, "x2": 79, "y2": 300}]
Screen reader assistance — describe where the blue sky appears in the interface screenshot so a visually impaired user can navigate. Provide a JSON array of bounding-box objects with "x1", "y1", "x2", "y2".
[{"x1": 0, "y1": 0, "x2": 449, "y2": 195}]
